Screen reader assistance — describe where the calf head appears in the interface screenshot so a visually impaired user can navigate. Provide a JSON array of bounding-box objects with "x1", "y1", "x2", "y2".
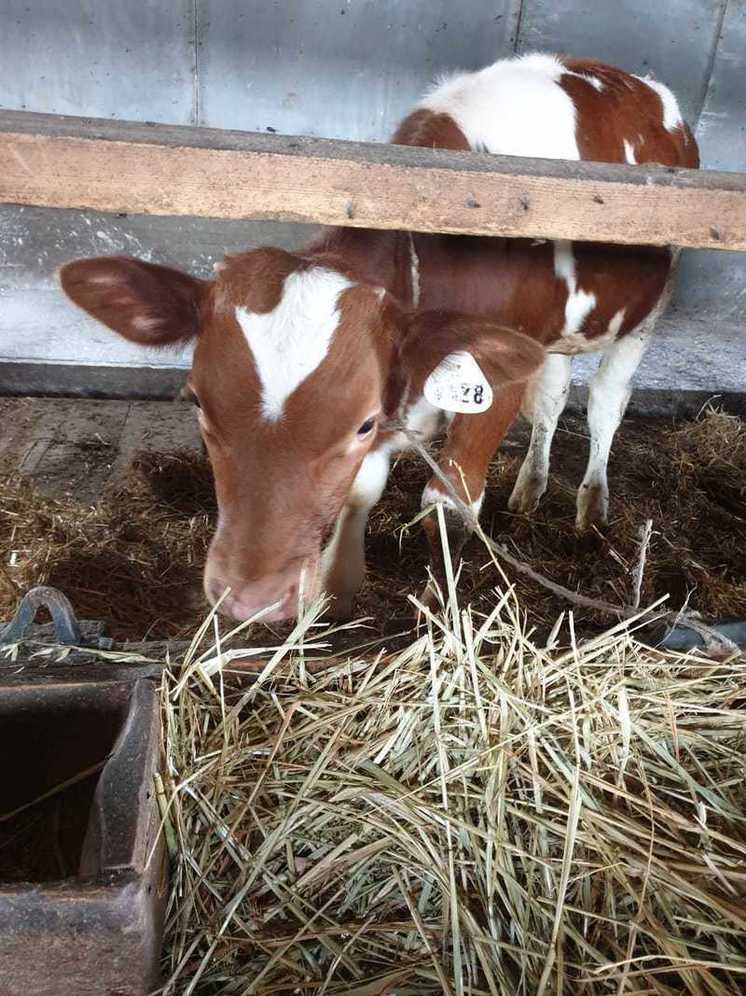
[{"x1": 60, "y1": 248, "x2": 543, "y2": 622}]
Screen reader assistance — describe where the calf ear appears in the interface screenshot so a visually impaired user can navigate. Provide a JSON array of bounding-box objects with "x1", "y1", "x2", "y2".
[
  {"x1": 394, "y1": 311, "x2": 544, "y2": 415},
  {"x1": 59, "y1": 256, "x2": 207, "y2": 346}
]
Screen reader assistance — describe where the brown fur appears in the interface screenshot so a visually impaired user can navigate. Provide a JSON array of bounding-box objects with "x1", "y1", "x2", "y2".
[{"x1": 59, "y1": 56, "x2": 700, "y2": 622}]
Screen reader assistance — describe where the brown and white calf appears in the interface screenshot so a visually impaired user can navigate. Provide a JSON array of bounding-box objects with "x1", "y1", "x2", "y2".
[{"x1": 60, "y1": 53, "x2": 699, "y2": 623}]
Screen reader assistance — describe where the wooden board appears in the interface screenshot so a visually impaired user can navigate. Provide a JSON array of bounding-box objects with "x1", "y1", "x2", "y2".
[{"x1": 1, "y1": 110, "x2": 745, "y2": 251}]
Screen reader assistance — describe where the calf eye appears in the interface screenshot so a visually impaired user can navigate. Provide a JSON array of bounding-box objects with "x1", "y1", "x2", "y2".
[{"x1": 357, "y1": 417, "x2": 376, "y2": 437}]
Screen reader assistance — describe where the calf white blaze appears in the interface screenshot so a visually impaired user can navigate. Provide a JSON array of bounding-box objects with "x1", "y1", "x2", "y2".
[
  {"x1": 421, "y1": 482, "x2": 485, "y2": 517},
  {"x1": 235, "y1": 267, "x2": 354, "y2": 421}
]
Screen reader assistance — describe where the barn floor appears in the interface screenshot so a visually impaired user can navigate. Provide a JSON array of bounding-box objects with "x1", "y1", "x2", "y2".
[{"x1": 1, "y1": 397, "x2": 745, "y2": 647}]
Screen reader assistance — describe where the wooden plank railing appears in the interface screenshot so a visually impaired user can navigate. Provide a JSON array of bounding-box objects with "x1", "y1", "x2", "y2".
[{"x1": 1, "y1": 110, "x2": 745, "y2": 251}]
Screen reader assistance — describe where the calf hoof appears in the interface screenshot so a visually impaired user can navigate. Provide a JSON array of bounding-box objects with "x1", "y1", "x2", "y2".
[
  {"x1": 507, "y1": 474, "x2": 547, "y2": 514},
  {"x1": 576, "y1": 484, "x2": 609, "y2": 532},
  {"x1": 422, "y1": 505, "x2": 470, "y2": 578},
  {"x1": 325, "y1": 592, "x2": 356, "y2": 621}
]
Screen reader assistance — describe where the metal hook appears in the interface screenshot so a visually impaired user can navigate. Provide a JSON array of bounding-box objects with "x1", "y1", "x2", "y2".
[{"x1": 0, "y1": 586, "x2": 84, "y2": 646}]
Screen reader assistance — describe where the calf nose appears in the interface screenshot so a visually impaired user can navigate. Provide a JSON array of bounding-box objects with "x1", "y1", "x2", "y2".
[{"x1": 206, "y1": 575, "x2": 298, "y2": 623}]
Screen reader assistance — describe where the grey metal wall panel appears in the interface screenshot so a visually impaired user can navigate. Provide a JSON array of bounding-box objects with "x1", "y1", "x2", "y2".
[
  {"x1": 0, "y1": 204, "x2": 314, "y2": 369},
  {"x1": 675, "y1": 0, "x2": 746, "y2": 317},
  {"x1": 516, "y1": 0, "x2": 727, "y2": 125},
  {"x1": 197, "y1": 0, "x2": 519, "y2": 138},
  {"x1": 0, "y1": 0, "x2": 743, "y2": 397},
  {"x1": 0, "y1": 1, "x2": 195, "y2": 123},
  {"x1": 694, "y1": 0, "x2": 746, "y2": 171}
]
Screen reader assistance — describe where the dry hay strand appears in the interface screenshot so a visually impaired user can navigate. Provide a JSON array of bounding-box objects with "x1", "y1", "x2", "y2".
[
  {"x1": 667, "y1": 406, "x2": 746, "y2": 519},
  {"x1": 0, "y1": 451, "x2": 214, "y2": 640},
  {"x1": 154, "y1": 567, "x2": 746, "y2": 995},
  {"x1": 363, "y1": 407, "x2": 746, "y2": 633}
]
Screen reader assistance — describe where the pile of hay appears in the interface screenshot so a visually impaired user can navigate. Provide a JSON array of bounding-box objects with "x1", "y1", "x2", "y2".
[
  {"x1": 362, "y1": 407, "x2": 746, "y2": 630},
  {"x1": 0, "y1": 451, "x2": 215, "y2": 640},
  {"x1": 156, "y1": 578, "x2": 746, "y2": 994},
  {"x1": 2, "y1": 404, "x2": 745, "y2": 991}
]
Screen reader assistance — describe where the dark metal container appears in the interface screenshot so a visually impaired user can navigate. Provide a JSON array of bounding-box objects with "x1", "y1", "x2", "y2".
[{"x1": 0, "y1": 674, "x2": 167, "y2": 996}]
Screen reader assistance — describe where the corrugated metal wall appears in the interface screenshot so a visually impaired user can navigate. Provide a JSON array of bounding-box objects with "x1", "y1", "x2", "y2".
[{"x1": 0, "y1": 0, "x2": 743, "y2": 400}]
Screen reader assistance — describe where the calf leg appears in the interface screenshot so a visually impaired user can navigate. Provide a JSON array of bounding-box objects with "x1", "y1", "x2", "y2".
[
  {"x1": 321, "y1": 449, "x2": 390, "y2": 618},
  {"x1": 508, "y1": 354, "x2": 573, "y2": 514},
  {"x1": 577, "y1": 328, "x2": 651, "y2": 531},
  {"x1": 420, "y1": 383, "x2": 525, "y2": 595}
]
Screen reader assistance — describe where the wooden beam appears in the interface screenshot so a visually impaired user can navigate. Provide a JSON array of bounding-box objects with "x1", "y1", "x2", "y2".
[{"x1": 1, "y1": 109, "x2": 745, "y2": 251}]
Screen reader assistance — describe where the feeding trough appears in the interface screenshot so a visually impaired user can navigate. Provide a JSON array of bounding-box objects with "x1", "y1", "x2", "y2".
[{"x1": 0, "y1": 590, "x2": 167, "y2": 996}]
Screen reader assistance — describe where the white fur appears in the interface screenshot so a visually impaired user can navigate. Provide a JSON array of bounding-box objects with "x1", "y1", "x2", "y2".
[
  {"x1": 349, "y1": 449, "x2": 391, "y2": 510},
  {"x1": 575, "y1": 258, "x2": 677, "y2": 528},
  {"x1": 422, "y1": 483, "x2": 484, "y2": 517},
  {"x1": 564, "y1": 289, "x2": 597, "y2": 337},
  {"x1": 421, "y1": 53, "x2": 580, "y2": 161},
  {"x1": 408, "y1": 233, "x2": 421, "y2": 308},
  {"x1": 576, "y1": 257, "x2": 674, "y2": 527},
  {"x1": 634, "y1": 75, "x2": 683, "y2": 132},
  {"x1": 391, "y1": 394, "x2": 443, "y2": 449},
  {"x1": 552, "y1": 238, "x2": 576, "y2": 286},
  {"x1": 321, "y1": 394, "x2": 449, "y2": 608},
  {"x1": 577, "y1": 329, "x2": 651, "y2": 528},
  {"x1": 623, "y1": 139, "x2": 637, "y2": 164},
  {"x1": 607, "y1": 308, "x2": 626, "y2": 337},
  {"x1": 321, "y1": 447, "x2": 391, "y2": 613},
  {"x1": 566, "y1": 70, "x2": 604, "y2": 92},
  {"x1": 549, "y1": 306, "x2": 629, "y2": 356},
  {"x1": 509, "y1": 354, "x2": 573, "y2": 514},
  {"x1": 235, "y1": 267, "x2": 353, "y2": 421},
  {"x1": 553, "y1": 240, "x2": 597, "y2": 342}
]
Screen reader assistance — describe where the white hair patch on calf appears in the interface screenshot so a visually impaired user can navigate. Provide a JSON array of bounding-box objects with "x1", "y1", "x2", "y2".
[
  {"x1": 421, "y1": 482, "x2": 484, "y2": 518},
  {"x1": 554, "y1": 239, "x2": 597, "y2": 340},
  {"x1": 236, "y1": 267, "x2": 353, "y2": 421},
  {"x1": 408, "y1": 233, "x2": 421, "y2": 308},
  {"x1": 566, "y1": 70, "x2": 604, "y2": 92},
  {"x1": 634, "y1": 75, "x2": 683, "y2": 132},
  {"x1": 420, "y1": 52, "x2": 581, "y2": 161},
  {"x1": 623, "y1": 139, "x2": 637, "y2": 164},
  {"x1": 564, "y1": 288, "x2": 597, "y2": 338},
  {"x1": 131, "y1": 314, "x2": 167, "y2": 335},
  {"x1": 608, "y1": 307, "x2": 626, "y2": 337}
]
